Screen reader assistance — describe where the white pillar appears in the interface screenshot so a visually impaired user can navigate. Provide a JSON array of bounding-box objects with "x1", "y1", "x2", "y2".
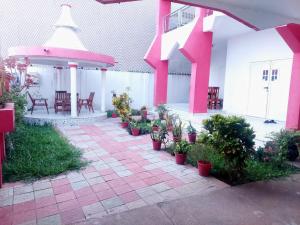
[
  {"x1": 69, "y1": 62, "x2": 78, "y2": 117},
  {"x1": 101, "y1": 68, "x2": 107, "y2": 112},
  {"x1": 56, "y1": 67, "x2": 62, "y2": 90}
]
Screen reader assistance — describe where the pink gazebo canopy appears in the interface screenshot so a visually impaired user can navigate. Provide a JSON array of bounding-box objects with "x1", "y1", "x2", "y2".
[{"x1": 8, "y1": 4, "x2": 115, "y2": 69}]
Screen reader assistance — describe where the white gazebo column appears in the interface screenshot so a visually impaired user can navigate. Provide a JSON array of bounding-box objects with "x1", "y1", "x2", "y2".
[
  {"x1": 69, "y1": 62, "x2": 78, "y2": 117},
  {"x1": 56, "y1": 66, "x2": 62, "y2": 90},
  {"x1": 100, "y1": 68, "x2": 107, "y2": 112}
]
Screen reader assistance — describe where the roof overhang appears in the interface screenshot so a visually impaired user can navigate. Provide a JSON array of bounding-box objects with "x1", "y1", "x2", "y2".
[{"x1": 8, "y1": 46, "x2": 115, "y2": 68}]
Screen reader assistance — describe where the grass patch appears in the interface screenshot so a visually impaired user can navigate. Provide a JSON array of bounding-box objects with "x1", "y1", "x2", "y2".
[{"x1": 3, "y1": 123, "x2": 86, "y2": 182}]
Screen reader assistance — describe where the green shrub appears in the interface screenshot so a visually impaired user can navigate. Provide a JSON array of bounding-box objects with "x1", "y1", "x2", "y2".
[
  {"x1": 174, "y1": 140, "x2": 191, "y2": 154},
  {"x1": 199, "y1": 114, "x2": 255, "y2": 182},
  {"x1": 0, "y1": 88, "x2": 27, "y2": 124}
]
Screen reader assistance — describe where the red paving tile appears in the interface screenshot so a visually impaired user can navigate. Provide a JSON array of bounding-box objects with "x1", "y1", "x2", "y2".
[
  {"x1": 0, "y1": 206, "x2": 13, "y2": 218},
  {"x1": 13, "y1": 200, "x2": 36, "y2": 213},
  {"x1": 137, "y1": 172, "x2": 154, "y2": 180},
  {"x1": 128, "y1": 180, "x2": 148, "y2": 190},
  {"x1": 35, "y1": 196, "x2": 57, "y2": 209},
  {"x1": 91, "y1": 183, "x2": 110, "y2": 193},
  {"x1": 107, "y1": 179, "x2": 127, "y2": 188},
  {"x1": 77, "y1": 193, "x2": 99, "y2": 207},
  {"x1": 36, "y1": 204, "x2": 58, "y2": 219},
  {"x1": 53, "y1": 183, "x2": 73, "y2": 195},
  {"x1": 143, "y1": 176, "x2": 162, "y2": 186},
  {"x1": 12, "y1": 209, "x2": 36, "y2": 225},
  {"x1": 1, "y1": 214, "x2": 13, "y2": 225},
  {"x1": 103, "y1": 173, "x2": 120, "y2": 181},
  {"x1": 60, "y1": 208, "x2": 85, "y2": 225},
  {"x1": 119, "y1": 191, "x2": 140, "y2": 203},
  {"x1": 98, "y1": 168, "x2": 115, "y2": 176},
  {"x1": 96, "y1": 189, "x2": 116, "y2": 201},
  {"x1": 55, "y1": 191, "x2": 76, "y2": 203},
  {"x1": 51, "y1": 178, "x2": 70, "y2": 188},
  {"x1": 58, "y1": 199, "x2": 80, "y2": 212}
]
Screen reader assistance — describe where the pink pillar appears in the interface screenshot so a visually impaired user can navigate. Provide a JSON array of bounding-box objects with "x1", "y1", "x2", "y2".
[
  {"x1": 144, "y1": 0, "x2": 171, "y2": 106},
  {"x1": 179, "y1": 9, "x2": 213, "y2": 113},
  {"x1": 277, "y1": 24, "x2": 300, "y2": 130}
]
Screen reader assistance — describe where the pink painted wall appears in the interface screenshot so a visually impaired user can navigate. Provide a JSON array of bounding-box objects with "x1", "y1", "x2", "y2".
[
  {"x1": 144, "y1": 0, "x2": 171, "y2": 106},
  {"x1": 179, "y1": 9, "x2": 213, "y2": 113},
  {"x1": 277, "y1": 24, "x2": 300, "y2": 130}
]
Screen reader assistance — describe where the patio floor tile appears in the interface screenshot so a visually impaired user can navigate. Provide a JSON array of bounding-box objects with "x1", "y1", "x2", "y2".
[
  {"x1": 36, "y1": 204, "x2": 58, "y2": 219},
  {"x1": 13, "y1": 200, "x2": 36, "y2": 213},
  {"x1": 37, "y1": 214, "x2": 62, "y2": 225},
  {"x1": 55, "y1": 191, "x2": 75, "y2": 203},
  {"x1": 58, "y1": 199, "x2": 80, "y2": 212},
  {"x1": 53, "y1": 184, "x2": 73, "y2": 195},
  {"x1": 77, "y1": 193, "x2": 99, "y2": 207},
  {"x1": 35, "y1": 196, "x2": 56, "y2": 209},
  {"x1": 82, "y1": 202, "x2": 105, "y2": 218},
  {"x1": 96, "y1": 189, "x2": 116, "y2": 201},
  {"x1": 101, "y1": 196, "x2": 124, "y2": 209},
  {"x1": 60, "y1": 208, "x2": 85, "y2": 225},
  {"x1": 12, "y1": 209, "x2": 36, "y2": 225},
  {"x1": 119, "y1": 191, "x2": 140, "y2": 203},
  {"x1": 14, "y1": 192, "x2": 34, "y2": 204}
]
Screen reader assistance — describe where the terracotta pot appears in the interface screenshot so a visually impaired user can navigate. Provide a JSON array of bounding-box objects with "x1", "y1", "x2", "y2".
[
  {"x1": 152, "y1": 140, "x2": 162, "y2": 151},
  {"x1": 131, "y1": 128, "x2": 140, "y2": 136},
  {"x1": 121, "y1": 121, "x2": 129, "y2": 128},
  {"x1": 197, "y1": 160, "x2": 212, "y2": 177},
  {"x1": 188, "y1": 133, "x2": 196, "y2": 144},
  {"x1": 112, "y1": 113, "x2": 117, "y2": 118},
  {"x1": 175, "y1": 153, "x2": 187, "y2": 165},
  {"x1": 173, "y1": 135, "x2": 181, "y2": 143},
  {"x1": 152, "y1": 126, "x2": 159, "y2": 132}
]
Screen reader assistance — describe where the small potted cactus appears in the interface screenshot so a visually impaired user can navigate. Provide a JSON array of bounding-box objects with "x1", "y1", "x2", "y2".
[{"x1": 187, "y1": 121, "x2": 197, "y2": 144}]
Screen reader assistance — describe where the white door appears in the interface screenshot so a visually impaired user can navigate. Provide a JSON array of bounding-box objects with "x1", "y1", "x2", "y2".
[
  {"x1": 247, "y1": 59, "x2": 292, "y2": 121},
  {"x1": 267, "y1": 59, "x2": 292, "y2": 121},
  {"x1": 247, "y1": 61, "x2": 271, "y2": 118}
]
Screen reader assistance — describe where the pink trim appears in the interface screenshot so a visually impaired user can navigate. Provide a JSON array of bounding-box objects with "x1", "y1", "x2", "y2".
[
  {"x1": 276, "y1": 24, "x2": 300, "y2": 129},
  {"x1": 144, "y1": 0, "x2": 171, "y2": 106},
  {"x1": 8, "y1": 46, "x2": 115, "y2": 67},
  {"x1": 172, "y1": 0, "x2": 259, "y2": 31},
  {"x1": 179, "y1": 9, "x2": 212, "y2": 113},
  {"x1": 68, "y1": 64, "x2": 78, "y2": 68}
]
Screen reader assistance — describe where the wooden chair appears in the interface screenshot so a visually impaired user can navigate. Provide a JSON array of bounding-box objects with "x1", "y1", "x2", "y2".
[
  {"x1": 208, "y1": 87, "x2": 223, "y2": 109},
  {"x1": 28, "y1": 92, "x2": 49, "y2": 114},
  {"x1": 54, "y1": 91, "x2": 67, "y2": 113},
  {"x1": 78, "y1": 92, "x2": 95, "y2": 114}
]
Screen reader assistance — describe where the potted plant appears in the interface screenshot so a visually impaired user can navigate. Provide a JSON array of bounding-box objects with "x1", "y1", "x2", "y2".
[
  {"x1": 172, "y1": 116, "x2": 182, "y2": 143},
  {"x1": 156, "y1": 104, "x2": 168, "y2": 120},
  {"x1": 151, "y1": 119, "x2": 162, "y2": 131},
  {"x1": 141, "y1": 106, "x2": 147, "y2": 120},
  {"x1": 165, "y1": 113, "x2": 174, "y2": 131},
  {"x1": 197, "y1": 145, "x2": 212, "y2": 177},
  {"x1": 187, "y1": 121, "x2": 197, "y2": 144},
  {"x1": 111, "y1": 110, "x2": 118, "y2": 118},
  {"x1": 150, "y1": 125, "x2": 168, "y2": 150},
  {"x1": 130, "y1": 120, "x2": 140, "y2": 136},
  {"x1": 174, "y1": 140, "x2": 191, "y2": 165},
  {"x1": 120, "y1": 115, "x2": 129, "y2": 128},
  {"x1": 112, "y1": 91, "x2": 131, "y2": 120}
]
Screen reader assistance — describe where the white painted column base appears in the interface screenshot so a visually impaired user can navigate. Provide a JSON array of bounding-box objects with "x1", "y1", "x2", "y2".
[
  {"x1": 69, "y1": 62, "x2": 78, "y2": 118},
  {"x1": 101, "y1": 68, "x2": 107, "y2": 112}
]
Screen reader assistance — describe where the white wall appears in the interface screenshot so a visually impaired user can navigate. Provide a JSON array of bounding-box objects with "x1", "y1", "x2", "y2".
[
  {"x1": 223, "y1": 28, "x2": 293, "y2": 119},
  {"x1": 26, "y1": 67, "x2": 191, "y2": 111},
  {"x1": 209, "y1": 42, "x2": 227, "y2": 98}
]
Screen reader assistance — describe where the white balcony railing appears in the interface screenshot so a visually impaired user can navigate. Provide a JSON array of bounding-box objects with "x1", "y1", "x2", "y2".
[{"x1": 164, "y1": 6, "x2": 196, "y2": 33}]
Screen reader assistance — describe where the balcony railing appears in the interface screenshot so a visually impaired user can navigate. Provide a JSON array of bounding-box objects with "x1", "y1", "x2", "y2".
[{"x1": 164, "y1": 6, "x2": 196, "y2": 33}]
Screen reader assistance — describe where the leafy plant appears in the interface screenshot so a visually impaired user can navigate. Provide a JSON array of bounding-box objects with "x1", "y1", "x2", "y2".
[
  {"x1": 152, "y1": 119, "x2": 162, "y2": 128},
  {"x1": 112, "y1": 91, "x2": 132, "y2": 121},
  {"x1": 156, "y1": 104, "x2": 168, "y2": 119},
  {"x1": 187, "y1": 121, "x2": 196, "y2": 134},
  {"x1": 174, "y1": 140, "x2": 191, "y2": 154},
  {"x1": 130, "y1": 120, "x2": 140, "y2": 129},
  {"x1": 199, "y1": 114, "x2": 255, "y2": 182},
  {"x1": 0, "y1": 88, "x2": 27, "y2": 124},
  {"x1": 172, "y1": 115, "x2": 182, "y2": 138},
  {"x1": 131, "y1": 109, "x2": 141, "y2": 116},
  {"x1": 265, "y1": 129, "x2": 300, "y2": 163}
]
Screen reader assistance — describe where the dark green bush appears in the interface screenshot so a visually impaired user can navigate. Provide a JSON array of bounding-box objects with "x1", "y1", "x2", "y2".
[{"x1": 199, "y1": 114, "x2": 255, "y2": 182}]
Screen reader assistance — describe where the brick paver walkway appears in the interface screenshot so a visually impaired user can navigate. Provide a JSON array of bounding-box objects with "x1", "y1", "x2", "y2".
[{"x1": 0, "y1": 118, "x2": 227, "y2": 225}]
